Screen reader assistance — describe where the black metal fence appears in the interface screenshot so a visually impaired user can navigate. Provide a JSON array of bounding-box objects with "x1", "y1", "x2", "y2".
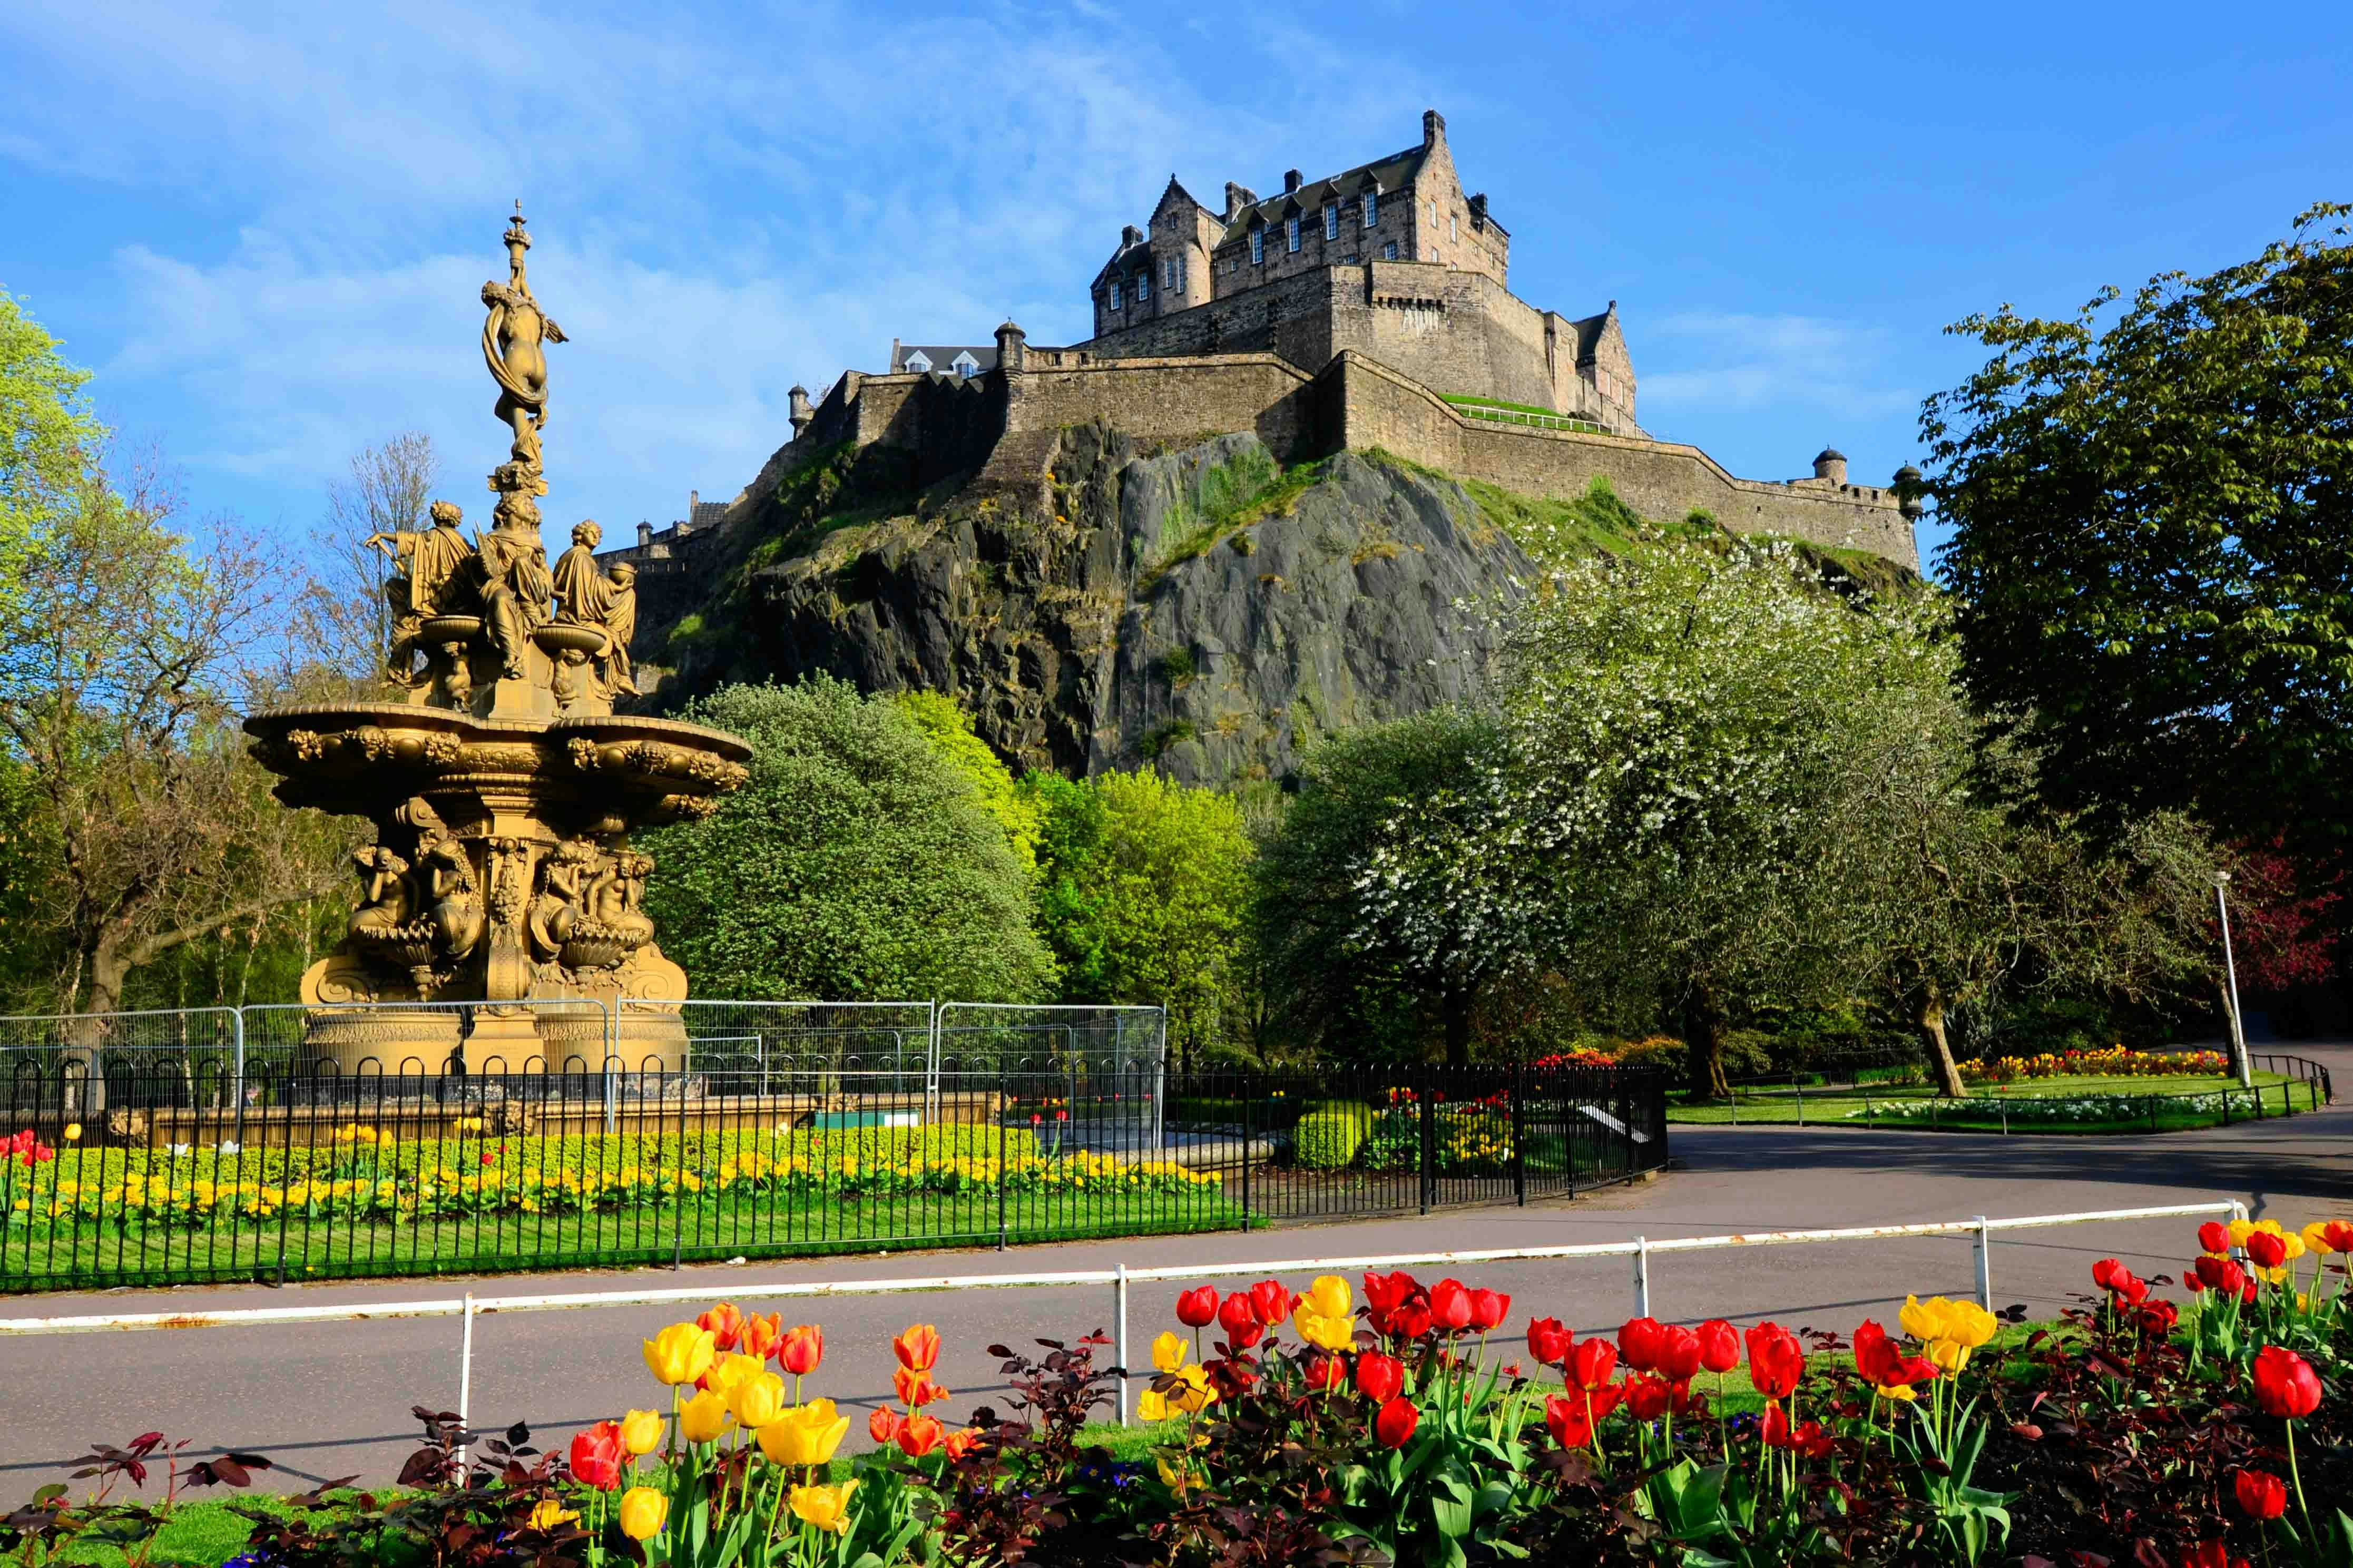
[{"x1": 0, "y1": 1059, "x2": 1666, "y2": 1292}]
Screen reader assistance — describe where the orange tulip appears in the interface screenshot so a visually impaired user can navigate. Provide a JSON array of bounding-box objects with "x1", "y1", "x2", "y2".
[
  {"x1": 896, "y1": 1414, "x2": 944, "y2": 1457},
  {"x1": 868, "y1": 1407, "x2": 901, "y2": 1444},
  {"x1": 779, "y1": 1323, "x2": 823, "y2": 1376},
  {"x1": 738, "y1": 1312, "x2": 784, "y2": 1363},
  {"x1": 943, "y1": 1427, "x2": 983, "y2": 1460},
  {"x1": 892, "y1": 1324, "x2": 940, "y2": 1373},
  {"x1": 893, "y1": 1365, "x2": 947, "y2": 1408},
  {"x1": 697, "y1": 1302, "x2": 744, "y2": 1353}
]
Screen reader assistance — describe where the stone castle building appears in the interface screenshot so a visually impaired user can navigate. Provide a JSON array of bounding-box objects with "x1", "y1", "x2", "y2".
[{"x1": 603, "y1": 110, "x2": 1920, "y2": 594}]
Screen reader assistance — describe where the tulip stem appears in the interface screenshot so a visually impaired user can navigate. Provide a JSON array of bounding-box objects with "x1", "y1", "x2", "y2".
[{"x1": 2285, "y1": 1419, "x2": 2311, "y2": 1531}]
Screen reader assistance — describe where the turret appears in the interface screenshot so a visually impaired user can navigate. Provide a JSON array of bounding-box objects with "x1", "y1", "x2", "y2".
[
  {"x1": 1812, "y1": 448, "x2": 1848, "y2": 486},
  {"x1": 994, "y1": 319, "x2": 1027, "y2": 374},
  {"x1": 1893, "y1": 464, "x2": 1925, "y2": 521},
  {"x1": 636, "y1": 521, "x2": 653, "y2": 547},
  {"x1": 789, "y1": 384, "x2": 813, "y2": 440}
]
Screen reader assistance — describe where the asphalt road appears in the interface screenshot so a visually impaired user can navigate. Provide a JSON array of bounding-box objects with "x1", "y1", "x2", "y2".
[{"x1": 3, "y1": 1045, "x2": 2344, "y2": 1493}]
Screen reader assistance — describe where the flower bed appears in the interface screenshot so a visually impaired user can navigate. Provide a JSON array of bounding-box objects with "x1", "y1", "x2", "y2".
[
  {"x1": 18, "y1": 1216, "x2": 2351, "y2": 1567},
  {"x1": 1962, "y1": 1045, "x2": 2232, "y2": 1084}
]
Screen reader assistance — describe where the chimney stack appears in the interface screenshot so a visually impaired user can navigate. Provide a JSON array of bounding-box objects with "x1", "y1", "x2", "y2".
[
  {"x1": 1283, "y1": 169, "x2": 1302, "y2": 193},
  {"x1": 1423, "y1": 109, "x2": 1446, "y2": 146}
]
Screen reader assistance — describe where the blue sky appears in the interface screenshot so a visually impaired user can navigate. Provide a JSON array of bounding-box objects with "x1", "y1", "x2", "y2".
[{"x1": 3, "y1": 1, "x2": 2347, "y2": 573}]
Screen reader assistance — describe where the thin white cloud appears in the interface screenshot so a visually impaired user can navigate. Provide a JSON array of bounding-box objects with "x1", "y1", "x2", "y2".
[{"x1": 1641, "y1": 310, "x2": 1917, "y2": 423}]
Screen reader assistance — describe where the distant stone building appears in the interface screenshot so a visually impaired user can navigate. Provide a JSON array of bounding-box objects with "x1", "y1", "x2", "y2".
[
  {"x1": 889, "y1": 341, "x2": 997, "y2": 379},
  {"x1": 1081, "y1": 111, "x2": 1637, "y2": 433}
]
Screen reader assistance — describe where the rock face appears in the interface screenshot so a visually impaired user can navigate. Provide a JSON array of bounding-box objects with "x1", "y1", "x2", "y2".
[{"x1": 653, "y1": 424, "x2": 1534, "y2": 785}]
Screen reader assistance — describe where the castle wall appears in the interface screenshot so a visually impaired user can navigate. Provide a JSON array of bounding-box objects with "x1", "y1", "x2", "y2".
[
  {"x1": 1325, "y1": 352, "x2": 1918, "y2": 569},
  {"x1": 1007, "y1": 354, "x2": 1323, "y2": 464}
]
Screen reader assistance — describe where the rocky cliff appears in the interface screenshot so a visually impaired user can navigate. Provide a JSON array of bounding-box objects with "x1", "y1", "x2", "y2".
[{"x1": 640, "y1": 425, "x2": 1908, "y2": 785}]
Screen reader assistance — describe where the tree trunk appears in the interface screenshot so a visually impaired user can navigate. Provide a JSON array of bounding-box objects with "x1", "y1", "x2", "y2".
[
  {"x1": 1684, "y1": 986, "x2": 1729, "y2": 1100},
  {"x1": 1440, "y1": 988, "x2": 1472, "y2": 1068},
  {"x1": 1918, "y1": 985, "x2": 1967, "y2": 1099}
]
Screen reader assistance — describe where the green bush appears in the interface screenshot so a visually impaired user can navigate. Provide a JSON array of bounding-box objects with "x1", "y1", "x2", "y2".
[
  {"x1": 1292, "y1": 1110, "x2": 1366, "y2": 1169},
  {"x1": 1614, "y1": 1036, "x2": 1689, "y2": 1078},
  {"x1": 1300, "y1": 1100, "x2": 1374, "y2": 1134},
  {"x1": 1718, "y1": 1029, "x2": 1774, "y2": 1079}
]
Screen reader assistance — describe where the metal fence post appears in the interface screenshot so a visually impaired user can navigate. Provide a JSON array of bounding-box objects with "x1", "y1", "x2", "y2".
[
  {"x1": 1115, "y1": 1262, "x2": 1131, "y2": 1428},
  {"x1": 1633, "y1": 1236, "x2": 1651, "y2": 1318},
  {"x1": 1239, "y1": 1086, "x2": 1252, "y2": 1234},
  {"x1": 1511, "y1": 1061, "x2": 1526, "y2": 1208},
  {"x1": 1418, "y1": 1073, "x2": 1434, "y2": 1215},
  {"x1": 997, "y1": 1059, "x2": 1009, "y2": 1252},
  {"x1": 456, "y1": 1292, "x2": 476, "y2": 1472},
  {"x1": 1974, "y1": 1216, "x2": 1992, "y2": 1311}
]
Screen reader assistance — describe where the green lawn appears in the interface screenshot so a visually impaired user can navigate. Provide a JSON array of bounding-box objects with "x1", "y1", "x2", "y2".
[
  {"x1": 1668, "y1": 1070, "x2": 2322, "y2": 1134},
  {"x1": 0, "y1": 1188, "x2": 1250, "y2": 1292}
]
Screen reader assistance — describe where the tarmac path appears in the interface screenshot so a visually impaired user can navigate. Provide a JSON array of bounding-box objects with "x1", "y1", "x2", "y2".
[{"x1": 2, "y1": 1045, "x2": 2342, "y2": 1492}]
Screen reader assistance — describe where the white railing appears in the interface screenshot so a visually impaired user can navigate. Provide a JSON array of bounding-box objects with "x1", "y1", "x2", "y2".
[{"x1": 0, "y1": 1198, "x2": 2246, "y2": 1446}]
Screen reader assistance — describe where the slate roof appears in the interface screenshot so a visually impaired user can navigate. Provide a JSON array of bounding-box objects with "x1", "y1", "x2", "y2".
[
  {"x1": 1214, "y1": 144, "x2": 1430, "y2": 246},
  {"x1": 890, "y1": 343, "x2": 997, "y2": 376}
]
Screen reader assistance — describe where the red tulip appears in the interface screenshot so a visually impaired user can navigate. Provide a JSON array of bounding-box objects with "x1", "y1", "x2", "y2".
[
  {"x1": 1566, "y1": 1337, "x2": 1619, "y2": 1391},
  {"x1": 868, "y1": 1407, "x2": 901, "y2": 1444},
  {"x1": 1354, "y1": 1350, "x2": 1404, "y2": 1404},
  {"x1": 2198, "y1": 1221, "x2": 2230, "y2": 1255},
  {"x1": 2136, "y1": 1300, "x2": 2179, "y2": 1335},
  {"x1": 2326, "y1": 1220, "x2": 2353, "y2": 1253},
  {"x1": 2180, "y1": 1543, "x2": 2247, "y2": 1568},
  {"x1": 1466, "y1": 1288, "x2": 1511, "y2": 1333},
  {"x1": 567, "y1": 1420, "x2": 625, "y2": 1491},
  {"x1": 2091, "y1": 1258, "x2": 2122, "y2": 1290},
  {"x1": 1762, "y1": 1406, "x2": 1834, "y2": 1457},
  {"x1": 2252, "y1": 1345, "x2": 2322, "y2": 1418},
  {"x1": 1389, "y1": 1297, "x2": 1433, "y2": 1340},
  {"x1": 1623, "y1": 1373, "x2": 1672, "y2": 1420},
  {"x1": 2110, "y1": 1270, "x2": 2150, "y2": 1308},
  {"x1": 1218, "y1": 1291, "x2": 1264, "y2": 1349},
  {"x1": 1545, "y1": 1393, "x2": 1597, "y2": 1449},
  {"x1": 1249, "y1": 1279, "x2": 1292, "y2": 1327},
  {"x1": 2183, "y1": 1267, "x2": 2206, "y2": 1295},
  {"x1": 1618, "y1": 1316, "x2": 1665, "y2": 1372},
  {"x1": 1854, "y1": 1320, "x2": 1938, "y2": 1390},
  {"x1": 1175, "y1": 1287, "x2": 1219, "y2": 1328},
  {"x1": 1695, "y1": 1319, "x2": 1740, "y2": 1375},
  {"x1": 1302, "y1": 1353, "x2": 1346, "y2": 1391},
  {"x1": 893, "y1": 1324, "x2": 941, "y2": 1373},
  {"x1": 1361, "y1": 1270, "x2": 1424, "y2": 1335},
  {"x1": 1372, "y1": 1396, "x2": 1419, "y2": 1448},
  {"x1": 1428, "y1": 1279, "x2": 1473, "y2": 1334},
  {"x1": 2247, "y1": 1231, "x2": 2287, "y2": 1269},
  {"x1": 2233, "y1": 1468, "x2": 2287, "y2": 1521},
  {"x1": 1656, "y1": 1325, "x2": 1703, "y2": 1381},
  {"x1": 2194, "y1": 1255, "x2": 2244, "y2": 1293},
  {"x1": 1745, "y1": 1324, "x2": 1803, "y2": 1402},
  {"x1": 897, "y1": 1414, "x2": 945, "y2": 1457},
  {"x1": 696, "y1": 1302, "x2": 743, "y2": 1354},
  {"x1": 778, "y1": 1322, "x2": 822, "y2": 1376},
  {"x1": 1526, "y1": 1316, "x2": 1573, "y2": 1367}
]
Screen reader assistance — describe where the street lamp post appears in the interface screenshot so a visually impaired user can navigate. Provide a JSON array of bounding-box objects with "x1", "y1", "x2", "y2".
[{"x1": 2213, "y1": 871, "x2": 2252, "y2": 1090}]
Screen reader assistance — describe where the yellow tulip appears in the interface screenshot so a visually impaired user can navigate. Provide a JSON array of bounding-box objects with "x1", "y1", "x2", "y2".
[
  {"x1": 1876, "y1": 1383, "x2": 1918, "y2": 1403},
  {"x1": 1897, "y1": 1295, "x2": 1950, "y2": 1344},
  {"x1": 787, "y1": 1480, "x2": 858, "y2": 1535},
  {"x1": 62, "y1": 1123, "x2": 81, "y2": 1143},
  {"x1": 758, "y1": 1398, "x2": 849, "y2": 1467},
  {"x1": 643, "y1": 1322, "x2": 717, "y2": 1387},
  {"x1": 1300, "y1": 1275, "x2": 1351, "y2": 1321},
  {"x1": 2301, "y1": 1222, "x2": 2334, "y2": 1256},
  {"x1": 2227, "y1": 1218, "x2": 2257, "y2": 1247},
  {"x1": 1939, "y1": 1300, "x2": 1997, "y2": 1349},
  {"x1": 619, "y1": 1408, "x2": 664, "y2": 1456},
  {"x1": 2279, "y1": 1232, "x2": 2307, "y2": 1262},
  {"x1": 617, "y1": 1486, "x2": 668, "y2": 1541},
  {"x1": 527, "y1": 1499, "x2": 580, "y2": 1532},
  {"x1": 1156, "y1": 1454, "x2": 1196, "y2": 1496},
  {"x1": 731, "y1": 1371, "x2": 787, "y2": 1428},
  {"x1": 1150, "y1": 1331, "x2": 1187, "y2": 1374},
  {"x1": 1137, "y1": 1387, "x2": 1176, "y2": 1422},
  {"x1": 1293, "y1": 1308, "x2": 1355, "y2": 1354},
  {"x1": 704, "y1": 1351, "x2": 765, "y2": 1399},
  {"x1": 1925, "y1": 1337, "x2": 1972, "y2": 1374},
  {"x1": 679, "y1": 1388, "x2": 732, "y2": 1445},
  {"x1": 1165, "y1": 1364, "x2": 1215, "y2": 1414}
]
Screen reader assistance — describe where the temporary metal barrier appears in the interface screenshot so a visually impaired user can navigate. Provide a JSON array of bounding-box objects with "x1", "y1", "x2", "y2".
[{"x1": 0, "y1": 1197, "x2": 2251, "y2": 1439}]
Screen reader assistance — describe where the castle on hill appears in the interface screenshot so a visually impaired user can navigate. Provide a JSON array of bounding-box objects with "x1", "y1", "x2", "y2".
[{"x1": 604, "y1": 110, "x2": 1920, "y2": 593}]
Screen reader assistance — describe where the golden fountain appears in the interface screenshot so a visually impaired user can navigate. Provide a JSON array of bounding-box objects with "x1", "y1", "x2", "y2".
[{"x1": 244, "y1": 206, "x2": 750, "y2": 1073}]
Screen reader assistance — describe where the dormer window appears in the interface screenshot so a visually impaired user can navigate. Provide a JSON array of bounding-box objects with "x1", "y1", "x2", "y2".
[
  {"x1": 1286, "y1": 214, "x2": 1300, "y2": 252},
  {"x1": 1323, "y1": 203, "x2": 1338, "y2": 240},
  {"x1": 1364, "y1": 191, "x2": 1377, "y2": 227},
  {"x1": 1250, "y1": 227, "x2": 1264, "y2": 264},
  {"x1": 951, "y1": 351, "x2": 979, "y2": 378},
  {"x1": 903, "y1": 350, "x2": 932, "y2": 374}
]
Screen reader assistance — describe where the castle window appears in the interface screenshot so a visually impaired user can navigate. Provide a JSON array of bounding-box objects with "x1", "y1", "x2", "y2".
[
  {"x1": 1450, "y1": 214, "x2": 1458, "y2": 241},
  {"x1": 904, "y1": 350, "x2": 932, "y2": 374},
  {"x1": 1136, "y1": 271, "x2": 1149, "y2": 302},
  {"x1": 1364, "y1": 191, "x2": 1377, "y2": 226},
  {"x1": 952, "y1": 351, "x2": 979, "y2": 378},
  {"x1": 1250, "y1": 228, "x2": 1263, "y2": 264},
  {"x1": 1383, "y1": 241, "x2": 1398, "y2": 260},
  {"x1": 1286, "y1": 214, "x2": 1300, "y2": 252},
  {"x1": 1323, "y1": 203, "x2": 1338, "y2": 240},
  {"x1": 1109, "y1": 280, "x2": 1122, "y2": 309}
]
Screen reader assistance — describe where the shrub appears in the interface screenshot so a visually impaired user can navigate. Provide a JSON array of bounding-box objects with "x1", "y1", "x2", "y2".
[
  {"x1": 1718, "y1": 1028, "x2": 1774, "y2": 1079},
  {"x1": 1292, "y1": 1109, "x2": 1365, "y2": 1169},
  {"x1": 1613, "y1": 1035, "x2": 1688, "y2": 1077}
]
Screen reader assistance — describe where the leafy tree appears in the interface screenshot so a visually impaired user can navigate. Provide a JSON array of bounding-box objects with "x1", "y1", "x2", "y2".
[
  {"x1": 643, "y1": 679, "x2": 1054, "y2": 1003},
  {"x1": 893, "y1": 690, "x2": 1040, "y2": 875},
  {"x1": 1252, "y1": 706, "x2": 1514, "y2": 1065},
  {"x1": 1927, "y1": 204, "x2": 2353, "y2": 859},
  {"x1": 1023, "y1": 768, "x2": 1253, "y2": 1070},
  {"x1": 0, "y1": 291, "x2": 104, "y2": 599}
]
